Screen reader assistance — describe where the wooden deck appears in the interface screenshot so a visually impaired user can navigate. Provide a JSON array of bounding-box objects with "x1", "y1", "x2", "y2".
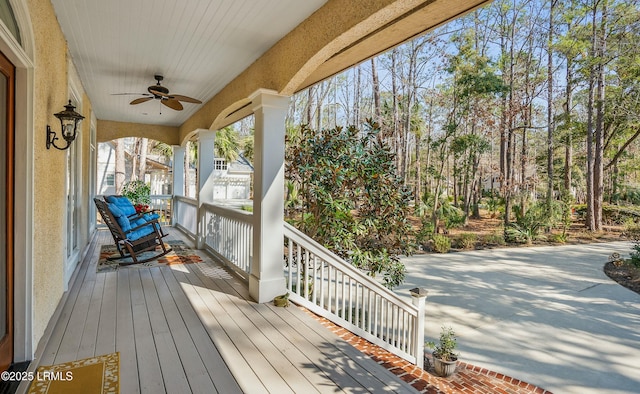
[{"x1": 32, "y1": 228, "x2": 417, "y2": 393}]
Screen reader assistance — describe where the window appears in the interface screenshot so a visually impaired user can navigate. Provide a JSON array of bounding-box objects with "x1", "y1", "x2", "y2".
[
  {"x1": 214, "y1": 159, "x2": 227, "y2": 171},
  {"x1": 106, "y1": 173, "x2": 115, "y2": 186}
]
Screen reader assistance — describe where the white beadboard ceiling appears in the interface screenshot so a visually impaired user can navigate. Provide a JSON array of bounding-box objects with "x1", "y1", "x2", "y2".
[{"x1": 51, "y1": 0, "x2": 327, "y2": 127}]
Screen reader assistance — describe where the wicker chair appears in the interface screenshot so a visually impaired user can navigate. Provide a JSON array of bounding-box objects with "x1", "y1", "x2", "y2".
[{"x1": 94, "y1": 198, "x2": 172, "y2": 265}]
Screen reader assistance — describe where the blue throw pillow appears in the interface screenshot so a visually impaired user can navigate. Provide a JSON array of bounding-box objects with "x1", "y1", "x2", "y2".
[
  {"x1": 105, "y1": 195, "x2": 136, "y2": 216},
  {"x1": 107, "y1": 203, "x2": 124, "y2": 218},
  {"x1": 107, "y1": 202, "x2": 131, "y2": 232}
]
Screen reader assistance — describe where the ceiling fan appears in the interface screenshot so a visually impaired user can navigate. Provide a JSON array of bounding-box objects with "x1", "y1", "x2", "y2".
[{"x1": 115, "y1": 75, "x2": 202, "y2": 111}]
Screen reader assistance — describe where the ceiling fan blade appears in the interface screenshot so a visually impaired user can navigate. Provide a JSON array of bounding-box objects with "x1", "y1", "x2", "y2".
[
  {"x1": 170, "y1": 94, "x2": 202, "y2": 104},
  {"x1": 130, "y1": 97, "x2": 153, "y2": 105},
  {"x1": 113, "y1": 93, "x2": 150, "y2": 96},
  {"x1": 161, "y1": 98, "x2": 183, "y2": 111}
]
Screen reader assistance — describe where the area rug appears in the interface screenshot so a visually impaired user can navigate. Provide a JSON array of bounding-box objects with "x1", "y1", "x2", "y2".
[
  {"x1": 27, "y1": 352, "x2": 119, "y2": 394},
  {"x1": 97, "y1": 240, "x2": 202, "y2": 273}
]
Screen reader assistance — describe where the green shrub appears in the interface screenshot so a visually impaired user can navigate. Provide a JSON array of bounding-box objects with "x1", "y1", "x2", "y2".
[
  {"x1": 482, "y1": 232, "x2": 506, "y2": 246},
  {"x1": 630, "y1": 243, "x2": 640, "y2": 269},
  {"x1": 550, "y1": 233, "x2": 567, "y2": 244},
  {"x1": 456, "y1": 233, "x2": 477, "y2": 249},
  {"x1": 485, "y1": 196, "x2": 503, "y2": 218},
  {"x1": 285, "y1": 121, "x2": 415, "y2": 289},
  {"x1": 432, "y1": 234, "x2": 451, "y2": 253},
  {"x1": 506, "y1": 201, "x2": 557, "y2": 244},
  {"x1": 576, "y1": 203, "x2": 640, "y2": 225},
  {"x1": 416, "y1": 221, "x2": 435, "y2": 247}
]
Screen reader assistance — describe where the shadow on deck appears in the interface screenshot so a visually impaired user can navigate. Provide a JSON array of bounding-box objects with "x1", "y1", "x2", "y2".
[{"x1": 26, "y1": 228, "x2": 416, "y2": 394}]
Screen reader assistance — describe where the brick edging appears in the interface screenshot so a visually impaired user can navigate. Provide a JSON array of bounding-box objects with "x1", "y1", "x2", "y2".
[{"x1": 302, "y1": 307, "x2": 552, "y2": 394}]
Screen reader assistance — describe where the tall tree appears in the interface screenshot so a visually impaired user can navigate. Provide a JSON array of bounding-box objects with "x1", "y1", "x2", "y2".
[
  {"x1": 114, "y1": 139, "x2": 125, "y2": 194},
  {"x1": 546, "y1": 0, "x2": 556, "y2": 208}
]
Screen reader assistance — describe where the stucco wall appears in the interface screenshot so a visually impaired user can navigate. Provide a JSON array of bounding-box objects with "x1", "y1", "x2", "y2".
[
  {"x1": 27, "y1": 0, "x2": 90, "y2": 345},
  {"x1": 97, "y1": 119, "x2": 179, "y2": 146}
]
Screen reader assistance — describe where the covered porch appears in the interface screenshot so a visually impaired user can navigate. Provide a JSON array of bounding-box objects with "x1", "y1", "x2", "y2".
[
  {"x1": 0, "y1": 0, "x2": 493, "y2": 392},
  {"x1": 32, "y1": 227, "x2": 415, "y2": 393}
]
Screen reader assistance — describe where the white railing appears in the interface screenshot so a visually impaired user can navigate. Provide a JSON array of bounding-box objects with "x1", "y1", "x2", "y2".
[
  {"x1": 170, "y1": 197, "x2": 426, "y2": 367},
  {"x1": 149, "y1": 194, "x2": 172, "y2": 225},
  {"x1": 201, "y1": 203, "x2": 253, "y2": 279},
  {"x1": 283, "y1": 222, "x2": 427, "y2": 368},
  {"x1": 173, "y1": 196, "x2": 198, "y2": 240}
]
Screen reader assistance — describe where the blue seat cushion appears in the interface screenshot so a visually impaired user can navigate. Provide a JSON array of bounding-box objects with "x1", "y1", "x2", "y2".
[
  {"x1": 128, "y1": 223, "x2": 156, "y2": 241},
  {"x1": 107, "y1": 202, "x2": 131, "y2": 232},
  {"x1": 142, "y1": 212, "x2": 160, "y2": 221},
  {"x1": 105, "y1": 195, "x2": 136, "y2": 216}
]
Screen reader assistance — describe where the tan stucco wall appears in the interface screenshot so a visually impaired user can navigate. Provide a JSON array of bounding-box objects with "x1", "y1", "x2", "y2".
[
  {"x1": 97, "y1": 120, "x2": 179, "y2": 146},
  {"x1": 27, "y1": 0, "x2": 91, "y2": 344}
]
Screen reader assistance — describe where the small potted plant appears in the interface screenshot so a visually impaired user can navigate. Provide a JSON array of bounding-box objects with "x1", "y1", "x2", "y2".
[{"x1": 427, "y1": 326, "x2": 459, "y2": 377}]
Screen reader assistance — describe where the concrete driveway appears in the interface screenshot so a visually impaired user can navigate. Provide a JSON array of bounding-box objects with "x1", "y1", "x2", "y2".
[{"x1": 396, "y1": 241, "x2": 640, "y2": 394}]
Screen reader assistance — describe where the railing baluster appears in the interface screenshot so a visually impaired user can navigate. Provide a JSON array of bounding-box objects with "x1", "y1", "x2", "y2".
[
  {"x1": 287, "y1": 236, "x2": 293, "y2": 292},
  {"x1": 327, "y1": 265, "x2": 333, "y2": 313},
  {"x1": 319, "y1": 259, "x2": 325, "y2": 309},
  {"x1": 296, "y1": 243, "x2": 302, "y2": 296}
]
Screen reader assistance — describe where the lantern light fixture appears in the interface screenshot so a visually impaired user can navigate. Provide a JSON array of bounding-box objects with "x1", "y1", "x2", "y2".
[{"x1": 46, "y1": 100, "x2": 85, "y2": 150}]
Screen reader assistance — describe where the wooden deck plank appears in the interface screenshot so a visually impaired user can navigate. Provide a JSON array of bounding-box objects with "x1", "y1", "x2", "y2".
[
  {"x1": 249, "y1": 302, "x2": 368, "y2": 393},
  {"x1": 115, "y1": 269, "x2": 141, "y2": 394},
  {"x1": 188, "y1": 261, "x2": 364, "y2": 393},
  {"x1": 175, "y1": 269, "x2": 271, "y2": 394},
  {"x1": 53, "y1": 259, "x2": 96, "y2": 364},
  {"x1": 138, "y1": 268, "x2": 190, "y2": 394},
  {"x1": 187, "y1": 263, "x2": 330, "y2": 393},
  {"x1": 149, "y1": 267, "x2": 217, "y2": 394},
  {"x1": 33, "y1": 228, "x2": 417, "y2": 394},
  {"x1": 93, "y1": 271, "x2": 117, "y2": 357},
  {"x1": 38, "y1": 250, "x2": 91, "y2": 366},
  {"x1": 76, "y1": 269, "x2": 105, "y2": 360},
  {"x1": 159, "y1": 267, "x2": 243, "y2": 394},
  {"x1": 197, "y1": 243, "x2": 414, "y2": 393},
  {"x1": 126, "y1": 269, "x2": 161, "y2": 394},
  {"x1": 281, "y1": 305, "x2": 417, "y2": 393}
]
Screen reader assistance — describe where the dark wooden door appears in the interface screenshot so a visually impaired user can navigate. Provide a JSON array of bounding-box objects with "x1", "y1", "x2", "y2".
[{"x1": 0, "y1": 49, "x2": 15, "y2": 372}]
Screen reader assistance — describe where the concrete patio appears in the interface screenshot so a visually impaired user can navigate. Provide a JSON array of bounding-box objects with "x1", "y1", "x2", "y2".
[{"x1": 397, "y1": 240, "x2": 640, "y2": 394}]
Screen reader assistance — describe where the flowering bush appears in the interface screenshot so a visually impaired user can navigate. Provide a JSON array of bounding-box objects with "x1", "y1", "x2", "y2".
[
  {"x1": 122, "y1": 180, "x2": 151, "y2": 205},
  {"x1": 134, "y1": 204, "x2": 150, "y2": 213}
]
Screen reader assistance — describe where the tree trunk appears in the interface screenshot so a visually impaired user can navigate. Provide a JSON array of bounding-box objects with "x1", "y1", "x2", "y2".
[
  {"x1": 354, "y1": 65, "x2": 361, "y2": 126},
  {"x1": 391, "y1": 49, "x2": 400, "y2": 175},
  {"x1": 593, "y1": 0, "x2": 607, "y2": 231},
  {"x1": 305, "y1": 86, "x2": 314, "y2": 125},
  {"x1": 546, "y1": 0, "x2": 556, "y2": 208},
  {"x1": 371, "y1": 58, "x2": 381, "y2": 126},
  {"x1": 115, "y1": 139, "x2": 125, "y2": 194},
  {"x1": 585, "y1": 3, "x2": 597, "y2": 231},
  {"x1": 138, "y1": 138, "x2": 148, "y2": 182},
  {"x1": 130, "y1": 138, "x2": 139, "y2": 182},
  {"x1": 564, "y1": 58, "x2": 574, "y2": 195}
]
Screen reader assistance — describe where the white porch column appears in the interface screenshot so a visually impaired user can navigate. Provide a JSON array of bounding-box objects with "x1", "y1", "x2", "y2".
[
  {"x1": 197, "y1": 129, "x2": 216, "y2": 248},
  {"x1": 249, "y1": 89, "x2": 290, "y2": 303},
  {"x1": 172, "y1": 145, "x2": 185, "y2": 196}
]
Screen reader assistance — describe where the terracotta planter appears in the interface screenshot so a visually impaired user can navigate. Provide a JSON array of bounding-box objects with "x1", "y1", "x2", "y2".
[{"x1": 432, "y1": 354, "x2": 457, "y2": 377}]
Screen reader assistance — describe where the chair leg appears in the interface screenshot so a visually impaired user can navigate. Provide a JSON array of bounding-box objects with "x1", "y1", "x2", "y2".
[{"x1": 115, "y1": 240, "x2": 173, "y2": 266}]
